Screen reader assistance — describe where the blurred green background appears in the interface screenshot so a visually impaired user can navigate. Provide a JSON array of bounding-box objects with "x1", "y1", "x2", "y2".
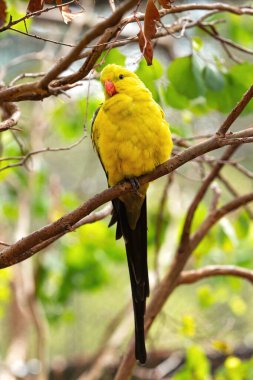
[{"x1": 0, "y1": 0, "x2": 253, "y2": 379}]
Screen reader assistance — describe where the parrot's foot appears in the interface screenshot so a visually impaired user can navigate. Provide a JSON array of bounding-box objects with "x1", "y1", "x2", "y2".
[
  {"x1": 127, "y1": 177, "x2": 145, "y2": 199},
  {"x1": 128, "y1": 177, "x2": 140, "y2": 191}
]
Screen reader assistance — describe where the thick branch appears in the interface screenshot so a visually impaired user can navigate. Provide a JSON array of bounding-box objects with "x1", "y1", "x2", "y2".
[
  {"x1": 0, "y1": 0, "x2": 138, "y2": 102},
  {"x1": 0, "y1": 128, "x2": 252, "y2": 269}
]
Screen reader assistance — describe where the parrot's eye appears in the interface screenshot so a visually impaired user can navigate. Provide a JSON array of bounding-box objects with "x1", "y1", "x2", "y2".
[{"x1": 119, "y1": 74, "x2": 124, "y2": 80}]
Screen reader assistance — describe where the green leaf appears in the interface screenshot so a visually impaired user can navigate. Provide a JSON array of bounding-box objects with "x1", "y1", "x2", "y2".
[
  {"x1": 192, "y1": 36, "x2": 203, "y2": 52},
  {"x1": 173, "y1": 345, "x2": 211, "y2": 380},
  {"x1": 6, "y1": 6, "x2": 32, "y2": 33},
  {"x1": 96, "y1": 48, "x2": 126, "y2": 72},
  {"x1": 180, "y1": 314, "x2": 196, "y2": 337},
  {"x1": 168, "y1": 54, "x2": 205, "y2": 99},
  {"x1": 229, "y1": 295, "x2": 247, "y2": 316},
  {"x1": 230, "y1": 62, "x2": 253, "y2": 87},
  {"x1": 163, "y1": 83, "x2": 189, "y2": 109},
  {"x1": 136, "y1": 58, "x2": 163, "y2": 80},
  {"x1": 235, "y1": 212, "x2": 250, "y2": 239},
  {"x1": 226, "y1": 14, "x2": 253, "y2": 47},
  {"x1": 135, "y1": 58, "x2": 163, "y2": 100},
  {"x1": 203, "y1": 65, "x2": 225, "y2": 91},
  {"x1": 206, "y1": 62, "x2": 253, "y2": 114},
  {"x1": 197, "y1": 285, "x2": 215, "y2": 308}
]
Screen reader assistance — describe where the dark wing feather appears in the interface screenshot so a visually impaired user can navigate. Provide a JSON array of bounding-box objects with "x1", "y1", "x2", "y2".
[{"x1": 113, "y1": 198, "x2": 149, "y2": 364}]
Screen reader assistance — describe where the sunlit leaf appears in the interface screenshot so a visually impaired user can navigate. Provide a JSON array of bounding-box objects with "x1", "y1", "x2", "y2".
[
  {"x1": 212, "y1": 340, "x2": 232, "y2": 354},
  {"x1": 197, "y1": 285, "x2": 215, "y2": 308},
  {"x1": 173, "y1": 345, "x2": 211, "y2": 379},
  {"x1": 180, "y1": 314, "x2": 196, "y2": 337},
  {"x1": 192, "y1": 36, "x2": 203, "y2": 52},
  {"x1": 229, "y1": 295, "x2": 247, "y2": 316}
]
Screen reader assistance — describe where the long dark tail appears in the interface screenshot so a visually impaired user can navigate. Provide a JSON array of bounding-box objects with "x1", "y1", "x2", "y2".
[{"x1": 110, "y1": 198, "x2": 149, "y2": 364}]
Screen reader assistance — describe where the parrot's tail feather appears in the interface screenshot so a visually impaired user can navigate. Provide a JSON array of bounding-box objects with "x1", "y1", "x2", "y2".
[{"x1": 111, "y1": 198, "x2": 149, "y2": 364}]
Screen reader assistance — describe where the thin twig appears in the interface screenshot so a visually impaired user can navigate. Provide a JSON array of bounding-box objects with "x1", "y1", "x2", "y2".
[
  {"x1": 9, "y1": 27, "x2": 76, "y2": 47},
  {"x1": 199, "y1": 23, "x2": 253, "y2": 56},
  {"x1": 109, "y1": 0, "x2": 116, "y2": 12},
  {"x1": 0, "y1": 135, "x2": 86, "y2": 173},
  {"x1": 10, "y1": 72, "x2": 47, "y2": 86},
  {"x1": 0, "y1": 103, "x2": 21, "y2": 132},
  {"x1": 0, "y1": 0, "x2": 76, "y2": 32},
  {"x1": 217, "y1": 173, "x2": 253, "y2": 219}
]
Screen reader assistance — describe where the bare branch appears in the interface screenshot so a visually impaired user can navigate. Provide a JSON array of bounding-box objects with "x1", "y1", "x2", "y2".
[
  {"x1": 9, "y1": 27, "x2": 76, "y2": 47},
  {"x1": 0, "y1": 0, "x2": 138, "y2": 102},
  {"x1": 0, "y1": 134, "x2": 86, "y2": 173},
  {"x1": 191, "y1": 192, "x2": 253, "y2": 250},
  {"x1": 217, "y1": 85, "x2": 253, "y2": 136},
  {"x1": 39, "y1": 0, "x2": 138, "y2": 89},
  {"x1": 178, "y1": 265, "x2": 253, "y2": 285},
  {"x1": 160, "y1": 3, "x2": 253, "y2": 16},
  {"x1": 0, "y1": 102, "x2": 21, "y2": 132},
  {"x1": 1, "y1": 3, "x2": 253, "y2": 103},
  {"x1": 178, "y1": 145, "x2": 238, "y2": 254},
  {"x1": 0, "y1": 0, "x2": 76, "y2": 33},
  {"x1": 108, "y1": 0, "x2": 116, "y2": 12},
  {"x1": 0, "y1": 127, "x2": 253, "y2": 269},
  {"x1": 199, "y1": 23, "x2": 253, "y2": 57},
  {"x1": 10, "y1": 72, "x2": 46, "y2": 86},
  {"x1": 216, "y1": 173, "x2": 253, "y2": 219}
]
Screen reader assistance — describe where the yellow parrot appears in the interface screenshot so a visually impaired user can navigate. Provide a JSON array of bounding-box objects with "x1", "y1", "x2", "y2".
[{"x1": 91, "y1": 64, "x2": 173, "y2": 363}]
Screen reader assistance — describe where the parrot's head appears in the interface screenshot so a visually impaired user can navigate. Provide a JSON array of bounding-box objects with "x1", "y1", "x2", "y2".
[{"x1": 100, "y1": 64, "x2": 143, "y2": 98}]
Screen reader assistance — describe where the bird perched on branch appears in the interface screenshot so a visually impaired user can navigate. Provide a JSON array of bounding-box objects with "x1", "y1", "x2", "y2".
[{"x1": 91, "y1": 64, "x2": 173, "y2": 363}]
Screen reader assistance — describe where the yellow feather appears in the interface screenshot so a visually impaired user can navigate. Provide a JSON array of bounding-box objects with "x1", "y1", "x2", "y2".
[{"x1": 92, "y1": 64, "x2": 173, "y2": 190}]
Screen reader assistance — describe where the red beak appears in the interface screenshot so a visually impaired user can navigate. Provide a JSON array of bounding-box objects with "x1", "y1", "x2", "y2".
[{"x1": 104, "y1": 80, "x2": 117, "y2": 96}]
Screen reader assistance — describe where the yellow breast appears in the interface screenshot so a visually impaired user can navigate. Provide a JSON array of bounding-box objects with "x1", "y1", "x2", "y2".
[{"x1": 92, "y1": 88, "x2": 173, "y2": 187}]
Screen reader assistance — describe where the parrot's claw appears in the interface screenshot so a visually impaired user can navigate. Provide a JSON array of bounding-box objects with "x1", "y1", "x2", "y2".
[
  {"x1": 129, "y1": 177, "x2": 140, "y2": 191},
  {"x1": 127, "y1": 177, "x2": 145, "y2": 199}
]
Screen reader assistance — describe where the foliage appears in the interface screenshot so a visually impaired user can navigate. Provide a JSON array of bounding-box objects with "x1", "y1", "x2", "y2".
[{"x1": 173, "y1": 345, "x2": 211, "y2": 380}]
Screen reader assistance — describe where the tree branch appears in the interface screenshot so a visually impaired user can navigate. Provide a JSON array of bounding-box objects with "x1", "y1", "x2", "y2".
[
  {"x1": 0, "y1": 0, "x2": 138, "y2": 102},
  {"x1": 0, "y1": 127, "x2": 252, "y2": 269},
  {"x1": 178, "y1": 144, "x2": 238, "y2": 254},
  {"x1": 1, "y1": 3, "x2": 253, "y2": 103},
  {"x1": 114, "y1": 192, "x2": 253, "y2": 380},
  {"x1": 0, "y1": 103, "x2": 21, "y2": 132},
  {"x1": 190, "y1": 192, "x2": 253, "y2": 250},
  {"x1": 178, "y1": 265, "x2": 253, "y2": 285}
]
